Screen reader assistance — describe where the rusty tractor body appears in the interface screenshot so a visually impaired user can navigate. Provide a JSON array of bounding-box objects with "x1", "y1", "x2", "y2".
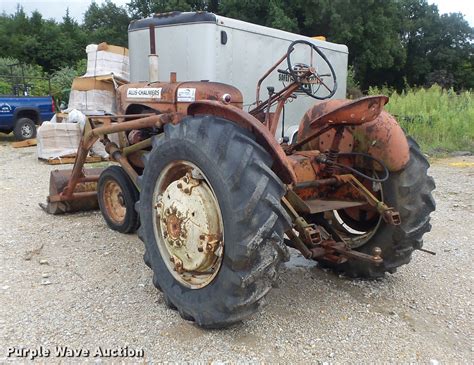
[{"x1": 43, "y1": 39, "x2": 435, "y2": 328}]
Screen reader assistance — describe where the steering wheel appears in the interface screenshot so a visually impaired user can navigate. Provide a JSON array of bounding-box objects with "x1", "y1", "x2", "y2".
[{"x1": 285, "y1": 40, "x2": 337, "y2": 100}]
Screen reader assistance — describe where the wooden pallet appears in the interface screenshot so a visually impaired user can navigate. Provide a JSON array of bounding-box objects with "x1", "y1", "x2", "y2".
[{"x1": 12, "y1": 139, "x2": 37, "y2": 148}]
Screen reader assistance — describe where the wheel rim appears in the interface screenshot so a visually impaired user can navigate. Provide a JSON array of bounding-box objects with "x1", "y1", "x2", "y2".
[
  {"x1": 330, "y1": 178, "x2": 384, "y2": 248},
  {"x1": 152, "y1": 161, "x2": 224, "y2": 289},
  {"x1": 21, "y1": 124, "x2": 33, "y2": 138},
  {"x1": 103, "y1": 180, "x2": 126, "y2": 224}
]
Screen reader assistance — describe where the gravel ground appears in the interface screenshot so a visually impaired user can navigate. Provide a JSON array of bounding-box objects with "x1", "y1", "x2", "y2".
[{"x1": 0, "y1": 133, "x2": 472, "y2": 364}]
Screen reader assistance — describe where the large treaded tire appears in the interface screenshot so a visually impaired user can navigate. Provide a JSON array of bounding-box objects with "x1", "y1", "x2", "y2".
[
  {"x1": 320, "y1": 137, "x2": 436, "y2": 278},
  {"x1": 138, "y1": 116, "x2": 291, "y2": 328}
]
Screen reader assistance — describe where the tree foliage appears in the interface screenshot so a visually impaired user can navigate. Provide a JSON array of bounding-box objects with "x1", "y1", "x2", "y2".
[
  {"x1": 0, "y1": 0, "x2": 472, "y2": 92},
  {"x1": 83, "y1": 0, "x2": 130, "y2": 46}
]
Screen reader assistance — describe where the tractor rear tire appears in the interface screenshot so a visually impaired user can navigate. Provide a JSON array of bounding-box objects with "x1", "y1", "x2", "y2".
[
  {"x1": 317, "y1": 137, "x2": 436, "y2": 278},
  {"x1": 97, "y1": 166, "x2": 140, "y2": 233},
  {"x1": 138, "y1": 115, "x2": 291, "y2": 328}
]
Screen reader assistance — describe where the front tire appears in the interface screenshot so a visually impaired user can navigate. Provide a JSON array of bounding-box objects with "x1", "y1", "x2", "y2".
[
  {"x1": 97, "y1": 166, "x2": 139, "y2": 233},
  {"x1": 138, "y1": 116, "x2": 291, "y2": 328}
]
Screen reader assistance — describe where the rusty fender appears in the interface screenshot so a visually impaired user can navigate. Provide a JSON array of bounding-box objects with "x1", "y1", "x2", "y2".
[
  {"x1": 297, "y1": 98, "x2": 410, "y2": 172},
  {"x1": 187, "y1": 100, "x2": 296, "y2": 184}
]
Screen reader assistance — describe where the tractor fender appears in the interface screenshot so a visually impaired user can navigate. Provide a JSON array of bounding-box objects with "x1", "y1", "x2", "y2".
[
  {"x1": 297, "y1": 98, "x2": 410, "y2": 172},
  {"x1": 187, "y1": 101, "x2": 296, "y2": 184},
  {"x1": 351, "y1": 111, "x2": 410, "y2": 172}
]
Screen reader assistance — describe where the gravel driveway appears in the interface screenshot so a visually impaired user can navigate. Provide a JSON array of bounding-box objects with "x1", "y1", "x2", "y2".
[{"x1": 0, "y1": 134, "x2": 472, "y2": 363}]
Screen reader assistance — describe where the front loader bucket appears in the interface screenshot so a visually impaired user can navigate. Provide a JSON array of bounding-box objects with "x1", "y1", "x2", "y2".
[{"x1": 40, "y1": 168, "x2": 105, "y2": 214}]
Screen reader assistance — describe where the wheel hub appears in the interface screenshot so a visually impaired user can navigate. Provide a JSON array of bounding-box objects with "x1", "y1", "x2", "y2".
[
  {"x1": 153, "y1": 167, "x2": 224, "y2": 288},
  {"x1": 103, "y1": 180, "x2": 126, "y2": 224},
  {"x1": 21, "y1": 124, "x2": 33, "y2": 138},
  {"x1": 165, "y1": 211, "x2": 184, "y2": 241}
]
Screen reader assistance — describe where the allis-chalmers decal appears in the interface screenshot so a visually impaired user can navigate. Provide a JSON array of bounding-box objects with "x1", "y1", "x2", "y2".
[{"x1": 126, "y1": 88, "x2": 162, "y2": 99}]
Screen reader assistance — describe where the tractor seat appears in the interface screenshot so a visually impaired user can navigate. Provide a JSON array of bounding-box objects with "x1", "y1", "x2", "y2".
[{"x1": 309, "y1": 95, "x2": 389, "y2": 128}]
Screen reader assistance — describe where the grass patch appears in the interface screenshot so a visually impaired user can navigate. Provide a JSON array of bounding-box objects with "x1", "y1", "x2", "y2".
[{"x1": 368, "y1": 85, "x2": 473, "y2": 154}]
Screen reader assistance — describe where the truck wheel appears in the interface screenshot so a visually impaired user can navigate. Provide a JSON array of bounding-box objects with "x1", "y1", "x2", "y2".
[
  {"x1": 98, "y1": 166, "x2": 139, "y2": 233},
  {"x1": 315, "y1": 137, "x2": 435, "y2": 278},
  {"x1": 13, "y1": 118, "x2": 36, "y2": 140},
  {"x1": 138, "y1": 116, "x2": 290, "y2": 328}
]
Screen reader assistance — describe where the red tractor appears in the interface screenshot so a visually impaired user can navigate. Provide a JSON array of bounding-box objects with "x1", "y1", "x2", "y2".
[{"x1": 43, "y1": 40, "x2": 435, "y2": 328}]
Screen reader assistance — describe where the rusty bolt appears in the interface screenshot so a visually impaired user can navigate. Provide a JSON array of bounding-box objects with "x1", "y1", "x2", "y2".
[
  {"x1": 177, "y1": 182, "x2": 183, "y2": 189},
  {"x1": 197, "y1": 246, "x2": 204, "y2": 252},
  {"x1": 205, "y1": 240, "x2": 220, "y2": 254},
  {"x1": 174, "y1": 259, "x2": 183, "y2": 274},
  {"x1": 372, "y1": 247, "x2": 382, "y2": 259},
  {"x1": 199, "y1": 234, "x2": 205, "y2": 240},
  {"x1": 170, "y1": 256, "x2": 175, "y2": 263},
  {"x1": 183, "y1": 188, "x2": 190, "y2": 194},
  {"x1": 163, "y1": 231, "x2": 168, "y2": 238}
]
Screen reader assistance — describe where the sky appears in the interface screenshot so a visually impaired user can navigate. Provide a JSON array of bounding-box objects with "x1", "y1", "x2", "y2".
[{"x1": 0, "y1": 0, "x2": 473, "y2": 25}]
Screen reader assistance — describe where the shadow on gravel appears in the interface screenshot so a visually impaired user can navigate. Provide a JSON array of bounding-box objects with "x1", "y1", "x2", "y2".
[{"x1": 0, "y1": 132, "x2": 15, "y2": 144}]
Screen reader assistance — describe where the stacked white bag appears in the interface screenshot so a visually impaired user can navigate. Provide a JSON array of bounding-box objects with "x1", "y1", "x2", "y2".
[
  {"x1": 68, "y1": 42, "x2": 129, "y2": 114},
  {"x1": 37, "y1": 43, "x2": 129, "y2": 160},
  {"x1": 84, "y1": 43, "x2": 130, "y2": 81}
]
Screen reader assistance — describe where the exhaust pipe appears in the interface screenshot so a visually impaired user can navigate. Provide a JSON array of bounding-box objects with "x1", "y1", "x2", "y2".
[{"x1": 148, "y1": 25, "x2": 159, "y2": 82}]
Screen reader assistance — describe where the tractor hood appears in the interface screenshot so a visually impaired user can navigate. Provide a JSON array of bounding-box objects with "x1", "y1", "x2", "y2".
[{"x1": 117, "y1": 80, "x2": 243, "y2": 115}]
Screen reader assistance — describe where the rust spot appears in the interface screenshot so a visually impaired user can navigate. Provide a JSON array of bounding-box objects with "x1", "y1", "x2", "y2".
[{"x1": 166, "y1": 214, "x2": 182, "y2": 240}]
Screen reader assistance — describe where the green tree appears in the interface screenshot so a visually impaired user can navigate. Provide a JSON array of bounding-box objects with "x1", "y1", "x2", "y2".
[
  {"x1": 83, "y1": 0, "x2": 130, "y2": 46},
  {"x1": 293, "y1": 0, "x2": 406, "y2": 90},
  {"x1": 220, "y1": 0, "x2": 298, "y2": 32},
  {"x1": 60, "y1": 9, "x2": 88, "y2": 64},
  {"x1": 400, "y1": 1, "x2": 473, "y2": 89}
]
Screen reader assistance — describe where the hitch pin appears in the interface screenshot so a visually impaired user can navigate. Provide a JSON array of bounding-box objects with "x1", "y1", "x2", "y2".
[{"x1": 417, "y1": 247, "x2": 436, "y2": 255}]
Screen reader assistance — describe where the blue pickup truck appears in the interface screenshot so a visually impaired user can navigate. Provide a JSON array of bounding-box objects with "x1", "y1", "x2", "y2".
[{"x1": 0, "y1": 96, "x2": 55, "y2": 140}]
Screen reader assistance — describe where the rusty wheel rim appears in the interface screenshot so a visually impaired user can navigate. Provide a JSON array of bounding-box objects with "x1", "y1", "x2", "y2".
[
  {"x1": 103, "y1": 179, "x2": 126, "y2": 225},
  {"x1": 330, "y1": 176, "x2": 383, "y2": 249},
  {"x1": 152, "y1": 161, "x2": 224, "y2": 289}
]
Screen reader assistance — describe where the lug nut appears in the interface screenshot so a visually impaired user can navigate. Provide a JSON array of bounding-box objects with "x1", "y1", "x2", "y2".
[
  {"x1": 372, "y1": 247, "x2": 382, "y2": 259},
  {"x1": 177, "y1": 183, "x2": 183, "y2": 189}
]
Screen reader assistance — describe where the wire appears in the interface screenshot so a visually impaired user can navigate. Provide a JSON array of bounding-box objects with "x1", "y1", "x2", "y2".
[{"x1": 333, "y1": 152, "x2": 390, "y2": 182}]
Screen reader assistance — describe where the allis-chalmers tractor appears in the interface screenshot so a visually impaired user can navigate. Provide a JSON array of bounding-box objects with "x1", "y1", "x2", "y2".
[{"x1": 43, "y1": 40, "x2": 435, "y2": 328}]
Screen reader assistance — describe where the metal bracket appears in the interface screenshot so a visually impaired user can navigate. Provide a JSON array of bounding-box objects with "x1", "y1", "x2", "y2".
[
  {"x1": 336, "y1": 174, "x2": 401, "y2": 225},
  {"x1": 281, "y1": 195, "x2": 384, "y2": 265}
]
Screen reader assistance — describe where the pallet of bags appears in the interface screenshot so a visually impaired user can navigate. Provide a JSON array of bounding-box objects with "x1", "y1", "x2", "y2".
[
  {"x1": 84, "y1": 42, "x2": 129, "y2": 82},
  {"x1": 68, "y1": 76, "x2": 118, "y2": 115},
  {"x1": 36, "y1": 110, "x2": 110, "y2": 163},
  {"x1": 36, "y1": 119, "x2": 82, "y2": 160}
]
